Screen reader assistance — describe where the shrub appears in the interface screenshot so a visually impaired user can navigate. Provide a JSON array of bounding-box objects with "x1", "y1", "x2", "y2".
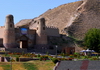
[
  {"x1": 60, "y1": 52, "x2": 66, "y2": 57},
  {"x1": 67, "y1": 58, "x2": 73, "y2": 60},
  {"x1": 57, "y1": 58, "x2": 68, "y2": 61},
  {"x1": 69, "y1": 55, "x2": 74, "y2": 58},
  {"x1": 16, "y1": 57, "x2": 19, "y2": 62},
  {"x1": 39, "y1": 56, "x2": 48, "y2": 61},
  {"x1": 39, "y1": 57, "x2": 43, "y2": 61},
  {"x1": 31, "y1": 54, "x2": 37, "y2": 57},
  {"x1": 84, "y1": 28, "x2": 100, "y2": 52},
  {"x1": 92, "y1": 57, "x2": 98, "y2": 60},
  {"x1": 84, "y1": 56, "x2": 88, "y2": 59},
  {"x1": 48, "y1": 56, "x2": 53, "y2": 60},
  {"x1": 5, "y1": 53, "x2": 8, "y2": 56},
  {"x1": 52, "y1": 58, "x2": 59, "y2": 64},
  {"x1": 11, "y1": 59, "x2": 15, "y2": 62},
  {"x1": 37, "y1": 54, "x2": 41, "y2": 57},
  {"x1": 44, "y1": 55, "x2": 48, "y2": 59},
  {"x1": 16, "y1": 53, "x2": 22, "y2": 55}
]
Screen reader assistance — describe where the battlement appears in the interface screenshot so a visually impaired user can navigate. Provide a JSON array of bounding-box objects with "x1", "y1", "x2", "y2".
[
  {"x1": 46, "y1": 26, "x2": 58, "y2": 29},
  {"x1": 46, "y1": 26, "x2": 60, "y2": 37}
]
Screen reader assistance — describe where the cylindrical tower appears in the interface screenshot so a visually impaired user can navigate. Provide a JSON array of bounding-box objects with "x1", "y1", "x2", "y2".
[
  {"x1": 36, "y1": 18, "x2": 47, "y2": 45},
  {"x1": 3, "y1": 14, "x2": 16, "y2": 48}
]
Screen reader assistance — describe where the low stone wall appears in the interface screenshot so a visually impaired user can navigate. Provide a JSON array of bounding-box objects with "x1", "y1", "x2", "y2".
[
  {"x1": 19, "y1": 58, "x2": 39, "y2": 62},
  {"x1": 5, "y1": 48, "x2": 27, "y2": 53},
  {"x1": 0, "y1": 57, "x2": 10, "y2": 62}
]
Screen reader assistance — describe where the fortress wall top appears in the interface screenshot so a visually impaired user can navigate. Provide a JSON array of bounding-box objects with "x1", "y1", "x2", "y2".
[
  {"x1": 46, "y1": 26, "x2": 58, "y2": 29},
  {"x1": 0, "y1": 28, "x2": 4, "y2": 38},
  {"x1": 46, "y1": 26, "x2": 60, "y2": 37}
]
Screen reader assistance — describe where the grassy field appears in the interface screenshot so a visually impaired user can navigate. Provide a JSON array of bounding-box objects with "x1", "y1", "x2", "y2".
[{"x1": 0, "y1": 60, "x2": 55, "y2": 70}]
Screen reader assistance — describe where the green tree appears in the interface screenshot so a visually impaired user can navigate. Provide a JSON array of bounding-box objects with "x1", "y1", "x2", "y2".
[{"x1": 84, "y1": 28, "x2": 100, "y2": 52}]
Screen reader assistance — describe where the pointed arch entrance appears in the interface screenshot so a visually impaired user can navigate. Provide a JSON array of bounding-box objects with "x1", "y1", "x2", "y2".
[{"x1": 20, "y1": 35, "x2": 28, "y2": 48}]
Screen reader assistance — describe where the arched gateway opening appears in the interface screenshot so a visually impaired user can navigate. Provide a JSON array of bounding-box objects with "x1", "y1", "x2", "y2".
[{"x1": 20, "y1": 35, "x2": 28, "y2": 48}]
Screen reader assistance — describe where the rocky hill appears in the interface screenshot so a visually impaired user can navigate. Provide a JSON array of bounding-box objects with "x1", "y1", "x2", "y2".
[
  {"x1": 16, "y1": 0, "x2": 100, "y2": 40},
  {"x1": 66, "y1": 0, "x2": 100, "y2": 40}
]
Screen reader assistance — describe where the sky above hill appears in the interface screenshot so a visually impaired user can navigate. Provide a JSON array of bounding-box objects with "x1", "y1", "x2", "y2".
[{"x1": 0, "y1": 0, "x2": 79, "y2": 26}]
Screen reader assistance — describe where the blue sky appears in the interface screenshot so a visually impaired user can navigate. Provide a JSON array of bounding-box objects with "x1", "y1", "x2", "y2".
[{"x1": 0, "y1": 0, "x2": 79, "y2": 26}]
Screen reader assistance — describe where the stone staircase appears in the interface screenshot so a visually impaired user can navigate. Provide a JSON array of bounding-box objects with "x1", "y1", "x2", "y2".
[
  {"x1": 56, "y1": 61, "x2": 82, "y2": 70},
  {"x1": 80, "y1": 60, "x2": 89, "y2": 70},
  {"x1": 55, "y1": 60, "x2": 100, "y2": 70},
  {"x1": 88, "y1": 61, "x2": 100, "y2": 69}
]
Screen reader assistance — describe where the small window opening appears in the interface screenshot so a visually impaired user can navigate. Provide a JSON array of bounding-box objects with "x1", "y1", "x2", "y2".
[
  {"x1": 49, "y1": 46, "x2": 54, "y2": 50},
  {"x1": 34, "y1": 21, "x2": 36, "y2": 23},
  {"x1": 43, "y1": 27, "x2": 45, "y2": 30},
  {"x1": 10, "y1": 24, "x2": 12, "y2": 28}
]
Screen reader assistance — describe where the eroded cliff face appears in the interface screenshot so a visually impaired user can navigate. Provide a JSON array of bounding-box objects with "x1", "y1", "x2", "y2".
[
  {"x1": 16, "y1": 0, "x2": 100, "y2": 40},
  {"x1": 77, "y1": 0, "x2": 99, "y2": 12},
  {"x1": 16, "y1": 1, "x2": 83, "y2": 31},
  {"x1": 66, "y1": 0, "x2": 100, "y2": 40}
]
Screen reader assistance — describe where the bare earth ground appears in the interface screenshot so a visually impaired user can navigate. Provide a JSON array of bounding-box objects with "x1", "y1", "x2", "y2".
[{"x1": 12, "y1": 63, "x2": 26, "y2": 70}]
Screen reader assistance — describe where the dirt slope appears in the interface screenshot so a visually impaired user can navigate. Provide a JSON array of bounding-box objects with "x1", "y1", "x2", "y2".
[
  {"x1": 16, "y1": 0, "x2": 100, "y2": 40},
  {"x1": 15, "y1": 1, "x2": 83, "y2": 32},
  {"x1": 66, "y1": 0, "x2": 100, "y2": 39}
]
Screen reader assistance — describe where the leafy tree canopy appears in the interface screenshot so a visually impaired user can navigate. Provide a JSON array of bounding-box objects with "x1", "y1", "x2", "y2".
[{"x1": 84, "y1": 28, "x2": 100, "y2": 52}]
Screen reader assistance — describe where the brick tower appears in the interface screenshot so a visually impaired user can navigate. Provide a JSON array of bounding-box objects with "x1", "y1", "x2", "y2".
[
  {"x1": 3, "y1": 14, "x2": 16, "y2": 48},
  {"x1": 36, "y1": 18, "x2": 47, "y2": 45}
]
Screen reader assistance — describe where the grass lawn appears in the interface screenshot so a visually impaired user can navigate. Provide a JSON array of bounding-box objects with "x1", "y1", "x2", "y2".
[
  {"x1": 0, "y1": 63, "x2": 10, "y2": 70},
  {"x1": 27, "y1": 60, "x2": 55, "y2": 70},
  {"x1": 23, "y1": 63, "x2": 37, "y2": 70},
  {"x1": 0, "y1": 60, "x2": 55, "y2": 70}
]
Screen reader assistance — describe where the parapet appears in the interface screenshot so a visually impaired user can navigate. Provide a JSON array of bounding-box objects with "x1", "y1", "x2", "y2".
[
  {"x1": 46, "y1": 26, "x2": 58, "y2": 29},
  {"x1": 46, "y1": 26, "x2": 60, "y2": 37},
  {"x1": 5, "y1": 14, "x2": 14, "y2": 23},
  {"x1": 6, "y1": 14, "x2": 13, "y2": 18}
]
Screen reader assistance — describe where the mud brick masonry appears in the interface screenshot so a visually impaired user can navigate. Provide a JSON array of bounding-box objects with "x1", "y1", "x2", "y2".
[{"x1": 0, "y1": 14, "x2": 75, "y2": 54}]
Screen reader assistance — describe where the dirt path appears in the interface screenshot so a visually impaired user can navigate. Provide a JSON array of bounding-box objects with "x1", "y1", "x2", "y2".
[{"x1": 0, "y1": 67, "x2": 4, "y2": 70}]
